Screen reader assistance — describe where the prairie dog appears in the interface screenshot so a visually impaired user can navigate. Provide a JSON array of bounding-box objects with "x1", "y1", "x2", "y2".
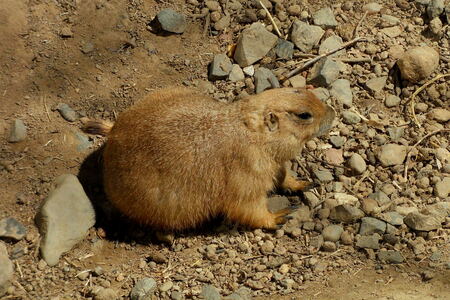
[{"x1": 84, "y1": 87, "x2": 335, "y2": 231}]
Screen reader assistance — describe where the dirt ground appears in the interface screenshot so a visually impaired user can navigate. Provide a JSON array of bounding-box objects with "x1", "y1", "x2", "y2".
[{"x1": 0, "y1": 0, "x2": 449, "y2": 299}]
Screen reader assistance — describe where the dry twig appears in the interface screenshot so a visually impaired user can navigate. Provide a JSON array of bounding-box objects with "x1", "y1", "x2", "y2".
[
  {"x1": 353, "y1": 11, "x2": 368, "y2": 38},
  {"x1": 259, "y1": 1, "x2": 282, "y2": 38}
]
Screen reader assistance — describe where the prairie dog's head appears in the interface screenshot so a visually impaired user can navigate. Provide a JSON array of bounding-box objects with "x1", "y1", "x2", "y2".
[{"x1": 241, "y1": 88, "x2": 335, "y2": 160}]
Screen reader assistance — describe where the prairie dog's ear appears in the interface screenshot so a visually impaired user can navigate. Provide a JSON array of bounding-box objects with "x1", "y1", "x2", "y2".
[{"x1": 264, "y1": 112, "x2": 279, "y2": 132}]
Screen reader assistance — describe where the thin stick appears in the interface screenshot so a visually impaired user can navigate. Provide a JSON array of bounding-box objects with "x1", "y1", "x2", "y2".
[
  {"x1": 203, "y1": 13, "x2": 210, "y2": 37},
  {"x1": 354, "y1": 170, "x2": 370, "y2": 190},
  {"x1": 42, "y1": 96, "x2": 51, "y2": 121},
  {"x1": 259, "y1": 1, "x2": 282, "y2": 38},
  {"x1": 280, "y1": 37, "x2": 366, "y2": 82},
  {"x1": 404, "y1": 73, "x2": 450, "y2": 127},
  {"x1": 353, "y1": 11, "x2": 368, "y2": 38},
  {"x1": 338, "y1": 57, "x2": 372, "y2": 63},
  {"x1": 403, "y1": 129, "x2": 450, "y2": 181}
]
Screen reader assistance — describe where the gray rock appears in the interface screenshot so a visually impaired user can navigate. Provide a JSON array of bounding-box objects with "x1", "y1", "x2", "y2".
[
  {"x1": 228, "y1": 64, "x2": 245, "y2": 82},
  {"x1": 289, "y1": 75, "x2": 306, "y2": 88},
  {"x1": 0, "y1": 217, "x2": 26, "y2": 241},
  {"x1": 74, "y1": 132, "x2": 92, "y2": 152},
  {"x1": 56, "y1": 103, "x2": 78, "y2": 122},
  {"x1": 330, "y1": 136, "x2": 345, "y2": 148},
  {"x1": 434, "y1": 177, "x2": 450, "y2": 198},
  {"x1": 234, "y1": 23, "x2": 278, "y2": 67},
  {"x1": 388, "y1": 127, "x2": 404, "y2": 141},
  {"x1": 330, "y1": 79, "x2": 352, "y2": 107},
  {"x1": 224, "y1": 287, "x2": 252, "y2": 300},
  {"x1": 365, "y1": 76, "x2": 387, "y2": 93},
  {"x1": 153, "y1": 9, "x2": 186, "y2": 34},
  {"x1": 8, "y1": 119, "x2": 27, "y2": 143},
  {"x1": 171, "y1": 291, "x2": 183, "y2": 300},
  {"x1": 359, "y1": 217, "x2": 387, "y2": 235},
  {"x1": 312, "y1": 167, "x2": 333, "y2": 182},
  {"x1": 81, "y1": 42, "x2": 95, "y2": 54},
  {"x1": 311, "y1": 87, "x2": 330, "y2": 102},
  {"x1": 290, "y1": 21, "x2": 324, "y2": 52},
  {"x1": 429, "y1": 251, "x2": 442, "y2": 262},
  {"x1": 342, "y1": 111, "x2": 361, "y2": 125},
  {"x1": 0, "y1": 242, "x2": 13, "y2": 294},
  {"x1": 347, "y1": 153, "x2": 366, "y2": 175},
  {"x1": 35, "y1": 174, "x2": 96, "y2": 266},
  {"x1": 356, "y1": 234, "x2": 381, "y2": 249},
  {"x1": 322, "y1": 225, "x2": 344, "y2": 242},
  {"x1": 427, "y1": 0, "x2": 445, "y2": 19},
  {"x1": 275, "y1": 38, "x2": 294, "y2": 60},
  {"x1": 208, "y1": 54, "x2": 233, "y2": 81},
  {"x1": 380, "y1": 211, "x2": 404, "y2": 226},
  {"x1": 385, "y1": 94, "x2": 401, "y2": 107},
  {"x1": 254, "y1": 67, "x2": 280, "y2": 93},
  {"x1": 92, "y1": 287, "x2": 119, "y2": 300},
  {"x1": 313, "y1": 7, "x2": 338, "y2": 29},
  {"x1": 363, "y1": 3, "x2": 382, "y2": 14},
  {"x1": 428, "y1": 108, "x2": 450, "y2": 123},
  {"x1": 377, "y1": 250, "x2": 404, "y2": 264},
  {"x1": 380, "y1": 14, "x2": 400, "y2": 27},
  {"x1": 397, "y1": 46, "x2": 439, "y2": 83},
  {"x1": 267, "y1": 196, "x2": 290, "y2": 213},
  {"x1": 377, "y1": 144, "x2": 407, "y2": 167},
  {"x1": 322, "y1": 241, "x2": 337, "y2": 252},
  {"x1": 368, "y1": 191, "x2": 391, "y2": 206},
  {"x1": 291, "y1": 206, "x2": 311, "y2": 223},
  {"x1": 404, "y1": 210, "x2": 444, "y2": 231},
  {"x1": 131, "y1": 277, "x2": 157, "y2": 300},
  {"x1": 310, "y1": 235, "x2": 324, "y2": 249},
  {"x1": 214, "y1": 14, "x2": 231, "y2": 31},
  {"x1": 202, "y1": 284, "x2": 221, "y2": 300},
  {"x1": 307, "y1": 57, "x2": 339, "y2": 87},
  {"x1": 330, "y1": 205, "x2": 365, "y2": 223},
  {"x1": 242, "y1": 65, "x2": 254, "y2": 76},
  {"x1": 319, "y1": 35, "x2": 345, "y2": 57}
]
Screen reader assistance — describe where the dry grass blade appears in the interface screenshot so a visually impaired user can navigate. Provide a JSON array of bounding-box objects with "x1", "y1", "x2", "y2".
[{"x1": 259, "y1": 1, "x2": 282, "y2": 38}]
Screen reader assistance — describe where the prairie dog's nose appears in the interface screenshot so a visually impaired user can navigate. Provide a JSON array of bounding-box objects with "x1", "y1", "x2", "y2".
[{"x1": 316, "y1": 105, "x2": 335, "y2": 137}]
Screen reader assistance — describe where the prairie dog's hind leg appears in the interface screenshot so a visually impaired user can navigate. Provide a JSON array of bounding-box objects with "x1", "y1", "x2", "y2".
[{"x1": 277, "y1": 163, "x2": 316, "y2": 192}]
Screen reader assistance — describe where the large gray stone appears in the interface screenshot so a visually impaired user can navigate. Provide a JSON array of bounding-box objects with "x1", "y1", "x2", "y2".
[
  {"x1": 365, "y1": 76, "x2": 387, "y2": 93},
  {"x1": 275, "y1": 38, "x2": 294, "y2": 60},
  {"x1": 8, "y1": 119, "x2": 27, "y2": 143},
  {"x1": 322, "y1": 224, "x2": 344, "y2": 242},
  {"x1": 330, "y1": 205, "x2": 365, "y2": 223},
  {"x1": 202, "y1": 284, "x2": 221, "y2": 300},
  {"x1": 347, "y1": 153, "x2": 366, "y2": 175},
  {"x1": 290, "y1": 21, "x2": 324, "y2": 52},
  {"x1": 377, "y1": 250, "x2": 404, "y2": 264},
  {"x1": 313, "y1": 7, "x2": 338, "y2": 29},
  {"x1": 319, "y1": 35, "x2": 345, "y2": 57},
  {"x1": 130, "y1": 277, "x2": 157, "y2": 300},
  {"x1": 0, "y1": 242, "x2": 13, "y2": 295},
  {"x1": 404, "y1": 202, "x2": 450, "y2": 231},
  {"x1": 359, "y1": 217, "x2": 387, "y2": 235},
  {"x1": 0, "y1": 217, "x2": 26, "y2": 241},
  {"x1": 35, "y1": 174, "x2": 96, "y2": 266},
  {"x1": 254, "y1": 67, "x2": 280, "y2": 93},
  {"x1": 228, "y1": 64, "x2": 245, "y2": 82},
  {"x1": 153, "y1": 9, "x2": 186, "y2": 34},
  {"x1": 56, "y1": 103, "x2": 78, "y2": 122},
  {"x1": 234, "y1": 23, "x2": 278, "y2": 67},
  {"x1": 208, "y1": 54, "x2": 233, "y2": 81},
  {"x1": 377, "y1": 144, "x2": 407, "y2": 167},
  {"x1": 330, "y1": 79, "x2": 352, "y2": 107},
  {"x1": 356, "y1": 234, "x2": 381, "y2": 250},
  {"x1": 307, "y1": 57, "x2": 339, "y2": 87}
]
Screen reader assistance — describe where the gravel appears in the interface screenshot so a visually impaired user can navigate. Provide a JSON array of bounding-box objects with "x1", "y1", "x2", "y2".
[{"x1": 8, "y1": 119, "x2": 27, "y2": 143}]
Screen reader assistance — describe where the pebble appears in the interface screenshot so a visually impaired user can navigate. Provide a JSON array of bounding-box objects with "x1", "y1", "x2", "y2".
[
  {"x1": 234, "y1": 23, "x2": 278, "y2": 67},
  {"x1": 347, "y1": 153, "x2": 367, "y2": 175},
  {"x1": 152, "y1": 9, "x2": 186, "y2": 34},
  {"x1": 312, "y1": 167, "x2": 333, "y2": 182},
  {"x1": 56, "y1": 103, "x2": 78, "y2": 122},
  {"x1": 275, "y1": 38, "x2": 294, "y2": 60},
  {"x1": 214, "y1": 14, "x2": 231, "y2": 31},
  {"x1": 319, "y1": 35, "x2": 345, "y2": 57},
  {"x1": 0, "y1": 242, "x2": 13, "y2": 293},
  {"x1": 368, "y1": 191, "x2": 391, "y2": 206},
  {"x1": 377, "y1": 250, "x2": 404, "y2": 264},
  {"x1": 380, "y1": 211, "x2": 404, "y2": 226},
  {"x1": 385, "y1": 94, "x2": 401, "y2": 108},
  {"x1": 428, "y1": 108, "x2": 450, "y2": 123},
  {"x1": 381, "y1": 26, "x2": 402, "y2": 38},
  {"x1": 74, "y1": 132, "x2": 92, "y2": 152},
  {"x1": 429, "y1": 17, "x2": 443, "y2": 37},
  {"x1": 322, "y1": 241, "x2": 337, "y2": 252},
  {"x1": 0, "y1": 217, "x2": 27, "y2": 241},
  {"x1": 287, "y1": 5, "x2": 301, "y2": 16},
  {"x1": 228, "y1": 64, "x2": 245, "y2": 82},
  {"x1": 330, "y1": 205, "x2": 365, "y2": 223},
  {"x1": 35, "y1": 174, "x2": 96, "y2": 266},
  {"x1": 363, "y1": 3, "x2": 383, "y2": 14},
  {"x1": 334, "y1": 193, "x2": 358, "y2": 206},
  {"x1": 342, "y1": 111, "x2": 361, "y2": 125},
  {"x1": 359, "y1": 217, "x2": 387, "y2": 235},
  {"x1": 159, "y1": 281, "x2": 174, "y2": 292},
  {"x1": 361, "y1": 198, "x2": 379, "y2": 215},
  {"x1": 205, "y1": 1, "x2": 220, "y2": 11},
  {"x1": 289, "y1": 75, "x2": 306, "y2": 88},
  {"x1": 380, "y1": 14, "x2": 400, "y2": 27},
  {"x1": 208, "y1": 54, "x2": 233, "y2": 81},
  {"x1": 312, "y1": 7, "x2": 338, "y2": 29},
  {"x1": 377, "y1": 144, "x2": 407, "y2": 167},
  {"x1": 81, "y1": 42, "x2": 95, "y2": 54},
  {"x1": 60, "y1": 27, "x2": 73, "y2": 38},
  {"x1": 201, "y1": 284, "x2": 221, "y2": 300},
  {"x1": 310, "y1": 235, "x2": 324, "y2": 249},
  {"x1": 434, "y1": 177, "x2": 450, "y2": 198},
  {"x1": 397, "y1": 46, "x2": 439, "y2": 83},
  {"x1": 130, "y1": 277, "x2": 157, "y2": 300},
  {"x1": 290, "y1": 21, "x2": 324, "y2": 52},
  {"x1": 340, "y1": 231, "x2": 353, "y2": 245},
  {"x1": 307, "y1": 57, "x2": 339, "y2": 87},
  {"x1": 356, "y1": 234, "x2": 381, "y2": 250},
  {"x1": 92, "y1": 287, "x2": 119, "y2": 300},
  {"x1": 171, "y1": 291, "x2": 183, "y2": 300},
  {"x1": 330, "y1": 136, "x2": 345, "y2": 148},
  {"x1": 260, "y1": 240, "x2": 274, "y2": 254},
  {"x1": 330, "y1": 79, "x2": 352, "y2": 107},
  {"x1": 8, "y1": 119, "x2": 27, "y2": 143},
  {"x1": 254, "y1": 67, "x2": 280, "y2": 94},
  {"x1": 365, "y1": 76, "x2": 387, "y2": 93},
  {"x1": 388, "y1": 127, "x2": 404, "y2": 141},
  {"x1": 404, "y1": 209, "x2": 445, "y2": 231},
  {"x1": 427, "y1": 0, "x2": 445, "y2": 19},
  {"x1": 322, "y1": 224, "x2": 344, "y2": 242},
  {"x1": 242, "y1": 65, "x2": 254, "y2": 76},
  {"x1": 446, "y1": 4, "x2": 450, "y2": 23},
  {"x1": 324, "y1": 148, "x2": 344, "y2": 165}
]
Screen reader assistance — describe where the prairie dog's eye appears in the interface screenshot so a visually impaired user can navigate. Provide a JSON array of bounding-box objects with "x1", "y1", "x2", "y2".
[{"x1": 297, "y1": 112, "x2": 312, "y2": 120}]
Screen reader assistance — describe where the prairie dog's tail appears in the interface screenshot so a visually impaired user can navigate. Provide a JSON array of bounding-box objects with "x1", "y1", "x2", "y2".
[{"x1": 82, "y1": 119, "x2": 114, "y2": 136}]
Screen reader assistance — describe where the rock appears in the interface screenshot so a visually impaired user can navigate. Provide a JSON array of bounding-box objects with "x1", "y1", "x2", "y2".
[
  {"x1": 356, "y1": 234, "x2": 381, "y2": 250},
  {"x1": 152, "y1": 9, "x2": 186, "y2": 34},
  {"x1": 330, "y1": 79, "x2": 352, "y2": 107},
  {"x1": 324, "y1": 148, "x2": 344, "y2": 165},
  {"x1": 225, "y1": 287, "x2": 252, "y2": 300},
  {"x1": 73, "y1": 132, "x2": 92, "y2": 152},
  {"x1": 388, "y1": 127, "x2": 404, "y2": 141},
  {"x1": 214, "y1": 14, "x2": 231, "y2": 31},
  {"x1": 304, "y1": 192, "x2": 320, "y2": 208},
  {"x1": 312, "y1": 167, "x2": 333, "y2": 182},
  {"x1": 0, "y1": 242, "x2": 13, "y2": 294},
  {"x1": 359, "y1": 217, "x2": 387, "y2": 235},
  {"x1": 205, "y1": 1, "x2": 220, "y2": 11},
  {"x1": 347, "y1": 153, "x2": 366, "y2": 175},
  {"x1": 342, "y1": 111, "x2": 361, "y2": 125},
  {"x1": 202, "y1": 284, "x2": 221, "y2": 300},
  {"x1": 446, "y1": 4, "x2": 450, "y2": 23},
  {"x1": 312, "y1": 7, "x2": 337, "y2": 29},
  {"x1": 208, "y1": 54, "x2": 233, "y2": 81},
  {"x1": 289, "y1": 75, "x2": 306, "y2": 88},
  {"x1": 434, "y1": 177, "x2": 450, "y2": 198},
  {"x1": 381, "y1": 26, "x2": 402, "y2": 38},
  {"x1": 92, "y1": 287, "x2": 119, "y2": 300},
  {"x1": 275, "y1": 38, "x2": 294, "y2": 60},
  {"x1": 234, "y1": 23, "x2": 278, "y2": 67},
  {"x1": 428, "y1": 108, "x2": 450, "y2": 122},
  {"x1": 380, "y1": 14, "x2": 400, "y2": 27},
  {"x1": 310, "y1": 235, "x2": 324, "y2": 249},
  {"x1": 0, "y1": 217, "x2": 26, "y2": 241},
  {"x1": 363, "y1": 3, "x2": 383, "y2": 14},
  {"x1": 361, "y1": 198, "x2": 379, "y2": 215},
  {"x1": 330, "y1": 205, "x2": 365, "y2": 223},
  {"x1": 322, "y1": 241, "x2": 337, "y2": 252},
  {"x1": 311, "y1": 87, "x2": 330, "y2": 102},
  {"x1": 330, "y1": 136, "x2": 345, "y2": 148},
  {"x1": 171, "y1": 291, "x2": 183, "y2": 300},
  {"x1": 8, "y1": 119, "x2": 27, "y2": 143},
  {"x1": 81, "y1": 42, "x2": 95, "y2": 54},
  {"x1": 56, "y1": 103, "x2": 78, "y2": 122},
  {"x1": 228, "y1": 64, "x2": 245, "y2": 82},
  {"x1": 377, "y1": 144, "x2": 407, "y2": 167},
  {"x1": 397, "y1": 46, "x2": 439, "y2": 83},
  {"x1": 130, "y1": 277, "x2": 157, "y2": 300},
  {"x1": 334, "y1": 193, "x2": 358, "y2": 206},
  {"x1": 291, "y1": 206, "x2": 311, "y2": 223},
  {"x1": 404, "y1": 207, "x2": 446, "y2": 231},
  {"x1": 427, "y1": 0, "x2": 445, "y2": 19},
  {"x1": 322, "y1": 225, "x2": 344, "y2": 242},
  {"x1": 377, "y1": 250, "x2": 404, "y2": 264},
  {"x1": 242, "y1": 65, "x2": 254, "y2": 76},
  {"x1": 290, "y1": 21, "x2": 324, "y2": 52},
  {"x1": 159, "y1": 281, "x2": 173, "y2": 292},
  {"x1": 319, "y1": 35, "x2": 344, "y2": 57},
  {"x1": 340, "y1": 231, "x2": 353, "y2": 245},
  {"x1": 385, "y1": 94, "x2": 401, "y2": 107},
  {"x1": 267, "y1": 196, "x2": 290, "y2": 213},
  {"x1": 254, "y1": 67, "x2": 280, "y2": 93},
  {"x1": 365, "y1": 76, "x2": 387, "y2": 93},
  {"x1": 368, "y1": 191, "x2": 391, "y2": 206},
  {"x1": 380, "y1": 211, "x2": 404, "y2": 226},
  {"x1": 60, "y1": 27, "x2": 73, "y2": 38},
  {"x1": 35, "y1": 174, "x2": 96, "y2": 266},
  {"x1": 307, "y1": 57, "x2": 339, "y2": 87},
  {"x1": 429, "y1": 17, "x2": 443, "y2": 37}
]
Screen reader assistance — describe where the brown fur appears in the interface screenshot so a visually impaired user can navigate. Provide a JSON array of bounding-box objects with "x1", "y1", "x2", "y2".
[
  {"x1": 82, "y1": 120, "x2": 114, "y2": 136},
  {"x1": 94, "y1": 87, "x2": 335, "y2": 231}
]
